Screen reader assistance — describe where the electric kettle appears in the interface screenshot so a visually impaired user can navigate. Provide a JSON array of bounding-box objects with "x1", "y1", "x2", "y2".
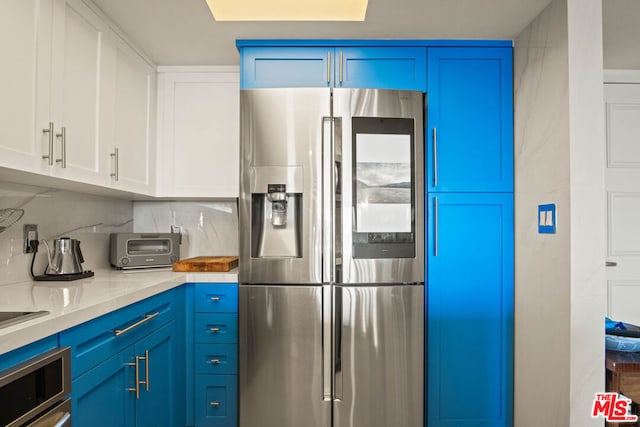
[{"x1": 43, "y1": 237, "x2": 85, "y2": 275}]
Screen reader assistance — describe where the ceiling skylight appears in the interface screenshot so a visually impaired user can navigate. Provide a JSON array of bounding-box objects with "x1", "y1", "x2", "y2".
[{"x1": 205, "y1": 0, "x2": 368, "y2": 21}]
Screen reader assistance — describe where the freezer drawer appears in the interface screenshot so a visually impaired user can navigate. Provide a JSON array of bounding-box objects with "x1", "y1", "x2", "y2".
[{"x1": 239, "y1": 285, "x2": 330, "y2": 427}]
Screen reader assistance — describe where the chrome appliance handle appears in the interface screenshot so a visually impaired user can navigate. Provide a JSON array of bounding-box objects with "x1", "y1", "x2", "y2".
[
  {"x1": 110, "y1": 147, "x2": 119, "y2": 181},
  {"x1": 433, "y1": 127, "x2": 438, "y2": 187},
  {"x1": 333, "y1": 286, "x2": 343, "y2": 401},
  {"x1": 53, "y1": 412, "x2": 71, "y2": 427},
  {"x1": 322, "y1": 116, "x2": 334, "y2": 284},
  {"x1": 434, "y1": 196, "x2": 439, "y2": 257},
  {"x1": 333, "y1": 117, "x2": 342, "y2": 277},
  {"x1": 322, "y1": 284, "x2": 332, "y2": 401},
  {"x1": 55, "y1": 127, "x2": 66, "y2": 168},
  {"x1": 114, "y1": 312, "x2": 159, "y2": 336},
  {"x1": 42, "y1": 122, "x2": 54, "y2": 165}
]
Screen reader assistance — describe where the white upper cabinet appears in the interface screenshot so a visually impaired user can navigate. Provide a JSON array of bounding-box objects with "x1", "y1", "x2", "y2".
[
  {"x1": 103, "y1": 31, "x2": 157, "y2": 195},
  {"x1": 0, "y1": 0, "x2": 53, "y2": 175},
  {"x1": 157, "y1": 67, "x2": 239, "y2": 198},
  {"x1": 47, "y1": 0, "x2": 109, "y2": 186}
]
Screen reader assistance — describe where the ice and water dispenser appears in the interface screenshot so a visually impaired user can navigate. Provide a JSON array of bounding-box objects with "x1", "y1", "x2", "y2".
[{"x1": 250, "y1": 166, "x2": 303, "y2": 258}]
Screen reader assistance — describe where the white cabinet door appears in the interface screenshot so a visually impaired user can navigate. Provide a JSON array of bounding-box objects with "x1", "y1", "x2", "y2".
[
  {"x1": 48, "y1": 0, "x2": 109, "y2": 186},
  {"x1": 157, "y1": 68, "x2": 239, "y2": 198},
  {"x1": 605, "y1": 83, "x2": 640, "y2": 325},
  {"x1": 0, "y1": 0, "x2": 53, "y2": 174},
  {"x1": 106, "y1": 31, "x2": 156, "y2": 195}
]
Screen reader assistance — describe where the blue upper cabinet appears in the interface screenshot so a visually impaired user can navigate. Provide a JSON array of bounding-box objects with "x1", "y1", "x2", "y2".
[
  {"x1": 241, "y1": 47, "x2": 332, "y2": 88},
  {"x1": 239, "y1": 45, "x2": 427, "y2": 91},
  {"x1": 427, "y1": 47, "x2": 514, "y2": 193},
  {"x1": 336, "y1": 47, "x2": 426, "y2": 91}
]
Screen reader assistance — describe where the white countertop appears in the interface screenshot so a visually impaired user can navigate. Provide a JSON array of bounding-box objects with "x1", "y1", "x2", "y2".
[{"x1": 0, "y1": 268, "x2": 238, "y2": 355}]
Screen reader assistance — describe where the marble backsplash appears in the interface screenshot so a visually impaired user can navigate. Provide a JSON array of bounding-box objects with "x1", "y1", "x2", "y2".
[
  {"x1": 133, "y1": 200, "x2": 238, "y2": 259},
  {"x1": 0, "y1": 181, "x2": 133, "y2": 286}
]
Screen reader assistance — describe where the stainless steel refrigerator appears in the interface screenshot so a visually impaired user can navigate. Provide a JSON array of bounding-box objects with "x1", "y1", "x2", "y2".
[{"x1": 238, "y1": 88, "x2": 424, "y2": 427}]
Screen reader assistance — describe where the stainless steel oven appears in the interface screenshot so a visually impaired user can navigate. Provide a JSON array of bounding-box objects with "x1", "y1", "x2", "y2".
[{"x1": 0, "y1": 347, "x2": 71, "y2": 427}]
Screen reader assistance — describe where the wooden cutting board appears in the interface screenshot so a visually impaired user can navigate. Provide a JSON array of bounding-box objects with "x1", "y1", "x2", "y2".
[{"x1": 172, "y1": 256, "x2": 239, "y2": 272}]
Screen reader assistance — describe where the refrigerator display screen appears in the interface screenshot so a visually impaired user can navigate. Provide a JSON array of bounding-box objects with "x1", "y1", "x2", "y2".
[{"x1": 352, "y1": 117, "x2": 415, "y2": 259}]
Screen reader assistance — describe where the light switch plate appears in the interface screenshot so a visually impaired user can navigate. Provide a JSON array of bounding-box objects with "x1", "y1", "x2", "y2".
[{"x1": 538, "y1": 204, "x2": 556, "y2": 234}]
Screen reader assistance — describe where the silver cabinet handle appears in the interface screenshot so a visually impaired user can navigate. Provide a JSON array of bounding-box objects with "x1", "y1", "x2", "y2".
[
  {"x1": 433, "y1": 127, "x2": 438, "y2": 187},
  {"x1": 110, "y1": 147, "x2": 119, "y2": 181},
  {"x1": 339, "y1": 51, "x2": 343, "y2": 84},
  {"x1": 606, "y1": 261, "x2": 618, "y2": 267},
  {"x1": 210, "y1": 401, "x2": 220, "y2": 407},
  {"x1": 42, "y1": 122, "x2": 54, "y2": 165},
  {"x1": 327, "y1": 51, "x2": 331, "y2": 84},
  {"x1": 55, "y1": 127, "x2": 66, "y2": 168},
  {"x1": 127, "y1": 356, "x2": 141, "y2": 399},
  {"x1": 141, "y1": 350, "x2": 149, "y2": 392},
  {"x1": 210, "y1": 327, "x2": 220, "y2": 333},
  {"x1": 210, "y1": 296, "x2": 221, "y2": 301},
  {"x1": 434, "y1": 196, "x2": 439, "y2": 256},
  {"x1": 114, "y1": 312, "x2": 159, "y2": 336},
  {"x1": 210, "y1": 358, "x2": 220, "y2": 364}
]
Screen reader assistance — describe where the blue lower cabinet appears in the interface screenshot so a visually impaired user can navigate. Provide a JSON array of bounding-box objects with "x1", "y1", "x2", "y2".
[
  {"x1": 195, "y1": 374, "x2": 238, "y2": 427},
  {"x1": 427, "y1": 193, "x2": 513, "y2": 427},
  {"x1": 63, "y1": 288, "x2": 185, "y2": 427},
  {"x1": 72, "y1": 348, "x2": 136, "y2": 427},
  {"x1": 190, "y1": 283, "x2": 239, "y2": 427},
  {"x1": 135, "y1": 321, "x2": 183, "y2": 427},
  {"x1": 71, "y1": 321, "x2": 182, "y2": 427}
]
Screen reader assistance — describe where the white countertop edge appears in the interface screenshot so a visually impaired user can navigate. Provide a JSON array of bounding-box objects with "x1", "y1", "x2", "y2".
[{"x1": 0, "y1": 269, "x2": 238, "y2": 356}]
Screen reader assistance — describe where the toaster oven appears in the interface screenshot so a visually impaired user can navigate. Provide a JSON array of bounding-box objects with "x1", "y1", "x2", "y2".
[{"x1": 110, "y1": 233, "x2": 180, "y2": 269}]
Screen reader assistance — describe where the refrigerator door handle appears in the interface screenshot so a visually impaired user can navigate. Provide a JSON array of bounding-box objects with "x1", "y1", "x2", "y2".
[
  {"x1": 333, "y1": 117, "x2": 343, "y2": 275},
  {"x1": 334, "y1": 285, "x2": 343, "y2": 401},
  {"x1": 322, "y1": 284, "x2": 333, "y2": 401},
  {"x1": 322, "y1": 116, "x2": 334, "y2": 284}
]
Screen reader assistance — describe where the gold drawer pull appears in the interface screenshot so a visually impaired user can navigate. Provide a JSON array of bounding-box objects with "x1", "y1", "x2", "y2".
[
  {"x1": 210, "y1": 327, "x2": 220, "y2": 332},
  {"x1": 211, "y1": 296, "x2": 221, "y2": 301},
  {"x1": 210, "y1": 358, "x2": 220, "y2": 364},
  {"x1": 210, "y1": 401, "x2": 220, "y2": 407}
]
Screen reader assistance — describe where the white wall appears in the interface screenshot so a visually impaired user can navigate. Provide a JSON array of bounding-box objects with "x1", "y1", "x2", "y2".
[{"x1": 513, "y1": 0, "x2": 605, "y2": 425}]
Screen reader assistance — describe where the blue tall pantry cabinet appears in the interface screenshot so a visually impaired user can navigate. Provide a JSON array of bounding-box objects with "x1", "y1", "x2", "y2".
[
  {"x1": 426, "y1": 47, "x2": 514, "y2": 427},
  {"x1": 237, "y1": 40, "x2": 514, "y2": 427}
]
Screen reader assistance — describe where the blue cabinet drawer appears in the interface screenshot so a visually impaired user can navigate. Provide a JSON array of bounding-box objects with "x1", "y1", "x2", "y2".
[
  {"x1": 194, "y1": 314, "x2": 238, "y2": 344},
  {"x1": 195, "y1": 375, "x2": 238, "y2": 427},
  {"x1": 194, "y1": 284, "x2": 238, "y2": 313},
  {"x1": 195, "y1": 344, "x2": 238, "y2": 375},
  {"x1": 60, "y1": 288, "x2": 179, "y2": 379}
]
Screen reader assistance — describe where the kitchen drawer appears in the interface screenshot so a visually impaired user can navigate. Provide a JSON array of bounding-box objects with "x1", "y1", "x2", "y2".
[
  {"x1": 194, "y1": 284, "x2": 238, "y2": 313},
  {"x1": 194, "y1": 313, "x2": 238, "y2": 344},
  {"x1": 60, "y1": 288, "x2": 179, "y2": 379},
  {"x1": 195, "y1": 344, "x2": 238, "y2": 375},
  {"x1": 195, "y1": 375, "x2": 238, "y2": 427}
]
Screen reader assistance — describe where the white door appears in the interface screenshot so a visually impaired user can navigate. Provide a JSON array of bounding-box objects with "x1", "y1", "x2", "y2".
[
  {"x1": 107, "y1": 31, "x2": 156, "y2": 195},
  {"x1": 49, "y1": 0, "x2": 108, "y2": 185},
  {"x1": 0, "y1": 0, "x2": 53, "y2": 174},
  {"x1": 605, "y1": 83, "x2": 640, "y2": 325}
]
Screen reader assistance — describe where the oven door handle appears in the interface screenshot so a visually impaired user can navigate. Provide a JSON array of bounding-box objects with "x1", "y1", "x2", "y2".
[{"x1": 53, "y1": 412, "x2": 71, "y2": 427}]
